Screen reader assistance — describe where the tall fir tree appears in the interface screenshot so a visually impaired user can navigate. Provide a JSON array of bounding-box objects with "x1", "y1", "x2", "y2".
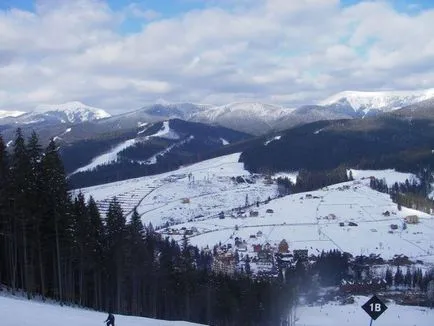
[
  {"x1": 40, "y1": 139, "x2": 72, "y2": 303},
  {"x1": 105, "y1": 197, "x2": 126, "y2": 312}
]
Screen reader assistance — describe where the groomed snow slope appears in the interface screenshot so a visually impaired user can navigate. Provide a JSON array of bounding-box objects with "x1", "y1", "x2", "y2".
[
  {"x1": 0, "y1": 295, "x2": 203, "y2": 326},
  {"x1": 73, "y1": 138, "x2": 136, "y2": 174},
  {"x1": 296, "y1": 296, "x2": 434, "y2": 326}
]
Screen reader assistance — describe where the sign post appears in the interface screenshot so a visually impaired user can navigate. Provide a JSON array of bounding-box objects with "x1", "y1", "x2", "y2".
[{"x1": 361, "y1": 295, "x2": 388, "y2": 325}]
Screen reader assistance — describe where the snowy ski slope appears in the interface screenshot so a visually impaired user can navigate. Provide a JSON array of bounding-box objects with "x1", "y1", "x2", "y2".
[
  {"x1": 296, "y1": 295, "x2": 434, "y2": 326},
  {"x1": 0, "y1": 295, "x2": 203, "y2": 326}
]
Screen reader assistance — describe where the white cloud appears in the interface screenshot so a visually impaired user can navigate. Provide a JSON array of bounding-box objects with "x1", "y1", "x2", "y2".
[{"x1": 0, "y1": 0, "x2": 433, "y2": 113}]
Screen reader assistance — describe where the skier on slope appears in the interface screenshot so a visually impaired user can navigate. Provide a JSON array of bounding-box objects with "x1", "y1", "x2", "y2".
[{"x1": 104, "y1": 312, "x2": 115, "y2": 326}]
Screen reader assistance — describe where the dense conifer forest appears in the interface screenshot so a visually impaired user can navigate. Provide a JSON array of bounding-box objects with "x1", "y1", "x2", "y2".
[
  {"x1": 0, "y1": 129, "x2": 294, "y2": 326},
  {"x1": 240, "y1": 117, "x2": 434, "y2": 174}
]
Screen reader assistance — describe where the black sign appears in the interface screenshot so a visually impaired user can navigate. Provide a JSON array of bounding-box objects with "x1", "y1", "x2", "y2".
[{"x1": 361, "y1": 295, "x2": 388, "y2": 320}]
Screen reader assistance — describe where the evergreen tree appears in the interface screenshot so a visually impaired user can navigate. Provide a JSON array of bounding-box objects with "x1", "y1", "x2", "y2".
[
  {"x1": 0, "y1": 135, "x2": 10, "y2": 287},
  {"x1": 40, "y1": 139, "x2": 72, "y2": 303},
  {"x1": 394, "y1": 267, "x2": 404, "y2": 286},
  {"x1": 105, "y1": 197, "x2": 126, "y2": 312},
  {"x1": 385, "y1": 268, "x2": 393, "y2": 286}
]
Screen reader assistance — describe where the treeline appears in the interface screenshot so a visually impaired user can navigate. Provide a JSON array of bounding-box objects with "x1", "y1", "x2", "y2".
[
  {"x1": 384, "y1": 267, "x2": 433, "y2": 290},
  {"x1": 369, "y1": 170, "x2": 434, "y2": 213},
  {"x1": 0, "y1": 129, "x2": 293, "y2": 325},
  {"x1": 276, "y1": 167, "x2": 351, "y2": 196}
]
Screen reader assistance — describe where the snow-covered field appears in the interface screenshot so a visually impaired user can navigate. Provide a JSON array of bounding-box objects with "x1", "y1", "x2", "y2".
[
  {"x1": 0, "y1": 295, "x2": 203, "y2": 326},
  {"x1": 169, "y1": 180, "x2": 434, "y2": 262},
  {"x1": 77, "y1": 153, "x2": 277, "y2": 225},
  {"x1": 349, "y1": 169, "x2": 418, "y2": 186},
  {"x1": 77, "y1": 154, "x2": 434, "y2": 263},
  {"x1": 296, "y1": 296, "x2": 433, "y2": 326}
]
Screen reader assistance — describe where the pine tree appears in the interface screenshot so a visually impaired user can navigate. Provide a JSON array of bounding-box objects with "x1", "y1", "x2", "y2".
[
  {"x1": 105, "y1": 197, "x2": 126, "y2": 312},
  {"x1": 385, "y1": 268, "x2": 393, "y2": 286},
  {"x1": 404, "y1": 268, "x2": 413, "y2": 288},
  {"x1": 87, "y1": 196, "x2": 105, "y2": 309},
  {"x1": 0, "y1": 135, "x2": 10, "y2": 287},
  {"x1": 10, "y1": 128, "x2": 32, "y2": 295},
  {"x1": 394, "y1": 267, "x2": 404, "y2": 286},
  {"x1": 40, "y1": 139, "x2": 71, "y2": 303}
]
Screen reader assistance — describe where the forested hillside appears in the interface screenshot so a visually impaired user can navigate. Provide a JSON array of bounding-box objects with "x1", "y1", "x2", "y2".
[
  {"x1": 240, "y1": 115, "x2": 434, "y2": 174},
  {"x1": 0, "y1": 129, "x2": 293, "y2": 326},
  {"x1": 66, "y1": 119, "x2": 251, "y2": 188}
]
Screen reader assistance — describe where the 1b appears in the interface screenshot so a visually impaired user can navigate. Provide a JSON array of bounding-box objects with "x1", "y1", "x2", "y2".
[{"x1": 370, "y1": 303, "x2": 381, "y2": 312}]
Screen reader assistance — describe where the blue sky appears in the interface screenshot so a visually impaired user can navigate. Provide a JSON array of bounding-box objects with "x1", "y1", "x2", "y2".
[
  {"x1": 0, "y1": 0, "x2": 433, "y2": 111},
  {"x1": 2, "y1": 1, "x2": 434, "y2": 30}
]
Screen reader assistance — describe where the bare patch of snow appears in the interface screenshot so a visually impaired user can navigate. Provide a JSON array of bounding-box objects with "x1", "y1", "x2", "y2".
[
  {"x1": 220, "y1": 138, "x2": 230, "y2": 145},
  {"x1": 264, "y1": 135, "x2": 281, "y2": 145}
]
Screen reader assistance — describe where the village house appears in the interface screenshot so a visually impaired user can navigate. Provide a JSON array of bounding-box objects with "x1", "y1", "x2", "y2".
[
  {"x1": 253, "y1": 244, "x2": 262, "y2": 253},
  {"x1": 405, "y1": 215, "x2": 419, "y2": 224},
  {"x1": 212, "y1": 253, "x2": 236, "y2": 275},
  {"x1": 249, "y1": 210, "x2": 259, "y2": 217}
]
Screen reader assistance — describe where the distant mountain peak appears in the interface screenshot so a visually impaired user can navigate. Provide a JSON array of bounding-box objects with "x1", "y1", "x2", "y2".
[
  {"x1": 34, "y1": 101, "x2": 111, "y2": 123},
  {"x1": 320, "y1": 89, "x2": 434, "y2": 113},
  {"x1": 0, "y1": 109, "x2": 26, "y2": 119}
]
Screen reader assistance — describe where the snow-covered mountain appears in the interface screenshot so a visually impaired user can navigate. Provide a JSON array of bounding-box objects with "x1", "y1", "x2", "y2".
[
  {"x1": 320, "y1": 89, "x2": 434, "y2": 116},
  {"x1": 191, "y1": 102, "x2": 295, "y2": 135},
  {"x1": 140, "y1": 100, "x2": 212, "y2": 120},
  {"x1": 0, "y1": 101, "x2": 111, "y2": 126},
  {"x1": 0, "y1": 109, "x2": 25, "y2": 119},
  {"x1": 34, "y1": 101, "x2": 111, "y2": 123}
]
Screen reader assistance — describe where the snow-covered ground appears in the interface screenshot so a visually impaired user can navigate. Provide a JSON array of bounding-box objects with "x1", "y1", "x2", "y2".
[
  {"x1": 0, "y1": 295, "x2": 203, "y2": 326},
  {"x1": 77, "y1": 153, "x2": 277, "y2": 225},
  {"x1": 349, "y1": 169, "x2": 418, "y2": 186},
  {"x1": 168, "y1": 180, "x2": 434, "y2": 262},
  {"x1": 295, "y1": 296, "x2": 433, "y2": 326},
  {"x1": 77, "y1": 155, "x2": 434, "y2": 263}
]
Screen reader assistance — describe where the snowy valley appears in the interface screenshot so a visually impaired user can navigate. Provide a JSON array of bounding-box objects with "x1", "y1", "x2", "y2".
[{"x1": 77, "y1": 153, "x2": 434, "y2": 267}]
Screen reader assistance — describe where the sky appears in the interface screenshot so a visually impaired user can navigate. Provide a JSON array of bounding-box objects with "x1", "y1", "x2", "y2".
[{"x1": 0, "y1": 0, "x2": 434, "y2": 113}]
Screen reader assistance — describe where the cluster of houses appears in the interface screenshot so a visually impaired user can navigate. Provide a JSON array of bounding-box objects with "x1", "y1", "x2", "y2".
[{"x1": 210, "y1": 236, "x2": 309, "y2": 277}]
